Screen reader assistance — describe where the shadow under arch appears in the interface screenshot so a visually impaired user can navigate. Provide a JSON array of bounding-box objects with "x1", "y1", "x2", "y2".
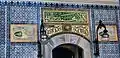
[
  {"x1": 54, "y1": 43, "x2": 84, "y2": 52},
  {"x1": 47, "y1": 32, "x2": 91, "y2": 43},
  {"x1": 52, "y1": 43, "x2": 84, "y2": 58}
]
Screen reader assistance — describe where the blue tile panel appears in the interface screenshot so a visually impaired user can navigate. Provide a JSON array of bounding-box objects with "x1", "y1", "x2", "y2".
[
  {"x1": 10, "y1": 6, "x2": 38, "y2": 24},
  {"x1": 94, "y1": 9, "x2": 119, "y2": 58},
  {"x1": 0, "y1": 45, "x2": 5, "y2": 58},
  {"x1": 8, "y1": 6, "x2": 38, "y2": 58},
  {"x1": 99, "y1": 43, "x2": 119, "y2": 58},
  {"x1": 0, "y1": 6, "x2": 5, "y2": 45},
  {"x1": 10, "y1": 43, "x2": 38, "y2": 58},
  {"x1": 0, "y1": 6, "x2": 5, "y2": 58},
  {"x1": 94, "y1": 9, "x2": 117, "y2": 24}
]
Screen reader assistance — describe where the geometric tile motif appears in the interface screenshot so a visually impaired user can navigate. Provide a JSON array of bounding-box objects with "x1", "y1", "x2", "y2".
[
  {"x1": 0, "y1": 6, "x2": 5, "y2": 58},
  {"x1": 0, "y1": 6, "x2": 5, "y2": 45},
  {"x1": 93, "y1": 9, "x2": 119, "y2": 58},
  {"x1": 0, "y1": 45, "x2": 5, "y2": 58},
  {"x1": 10, "y1": 43, "x2": 38, "y2": 58},
  {"x1": 94, "y1": 9, "x2": 117, "y2": 24},
  {"x1": 10, "y1": 6, "x2": 38, "y2": 24},
  {"x1": 99, "y1": 43, "x2": 119, "y2": 58}
]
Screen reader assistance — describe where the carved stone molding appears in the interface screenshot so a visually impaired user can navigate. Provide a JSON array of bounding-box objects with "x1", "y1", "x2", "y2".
[{"x1": 42, "y1": 34, "x2": 91, "y2": 58}]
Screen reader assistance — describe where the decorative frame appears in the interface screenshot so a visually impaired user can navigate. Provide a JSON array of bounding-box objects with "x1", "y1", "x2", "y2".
[
  {"x1": 96, "y1": 25, "x2": 118, "y2": 41},
  {"x1": 42, "y1": 8, "x2": 90, "y2": 39},
  {"x1": 10, "y1": 24, "x2": 37, "y2": 42}
]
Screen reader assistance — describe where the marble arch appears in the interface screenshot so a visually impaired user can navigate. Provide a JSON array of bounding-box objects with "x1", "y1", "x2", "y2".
[{"x1": 41, "y1": 33, "x2": 92, "y2": 58}]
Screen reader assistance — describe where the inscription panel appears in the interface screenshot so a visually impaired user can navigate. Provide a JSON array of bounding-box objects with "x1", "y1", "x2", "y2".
[
  {"x1": 43, "y1": 8, "x2": 90, "y2": 39},
  {"x1": 45, "y1": 24, "x2": 89, "y2": 38},
  {"x1": 43, "y1": 9, "x2": 89, "y2": 24}
]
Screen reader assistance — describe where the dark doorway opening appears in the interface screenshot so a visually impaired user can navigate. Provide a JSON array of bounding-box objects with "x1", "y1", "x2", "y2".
[
  {"x1": 52, "y1": 44, "x2": 83, "y2": 58},
  {"x1": 52, "y1": 47, "x2": 74, "y2": 58}
]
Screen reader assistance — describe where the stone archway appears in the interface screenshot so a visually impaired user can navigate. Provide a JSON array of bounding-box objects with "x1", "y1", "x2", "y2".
[{"x1": 41, "y1": 34, "x2": 91, "y2": 58}]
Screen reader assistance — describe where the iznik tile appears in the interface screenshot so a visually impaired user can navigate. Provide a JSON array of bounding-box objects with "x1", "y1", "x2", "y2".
[
  {"x1": 10, "y1": 6, "x2": 38, "y2": 24},
  {"x1": 94, "y1": 9, "x2": 117, "y2": 24}
]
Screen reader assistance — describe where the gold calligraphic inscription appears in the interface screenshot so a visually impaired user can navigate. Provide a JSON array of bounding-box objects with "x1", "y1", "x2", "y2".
[
  {"x1": 72, "y1": 25, "x2": 89, "y2": 38},
  {"x1": 45, "y1": 24, "x2": 62, "y2": 36},
  {"x1": 43, "y1": 10, "x2": 89, "y2": 24},
  {"x1": 45, "y1": 24, "x2": 89, "y2": 38}
]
